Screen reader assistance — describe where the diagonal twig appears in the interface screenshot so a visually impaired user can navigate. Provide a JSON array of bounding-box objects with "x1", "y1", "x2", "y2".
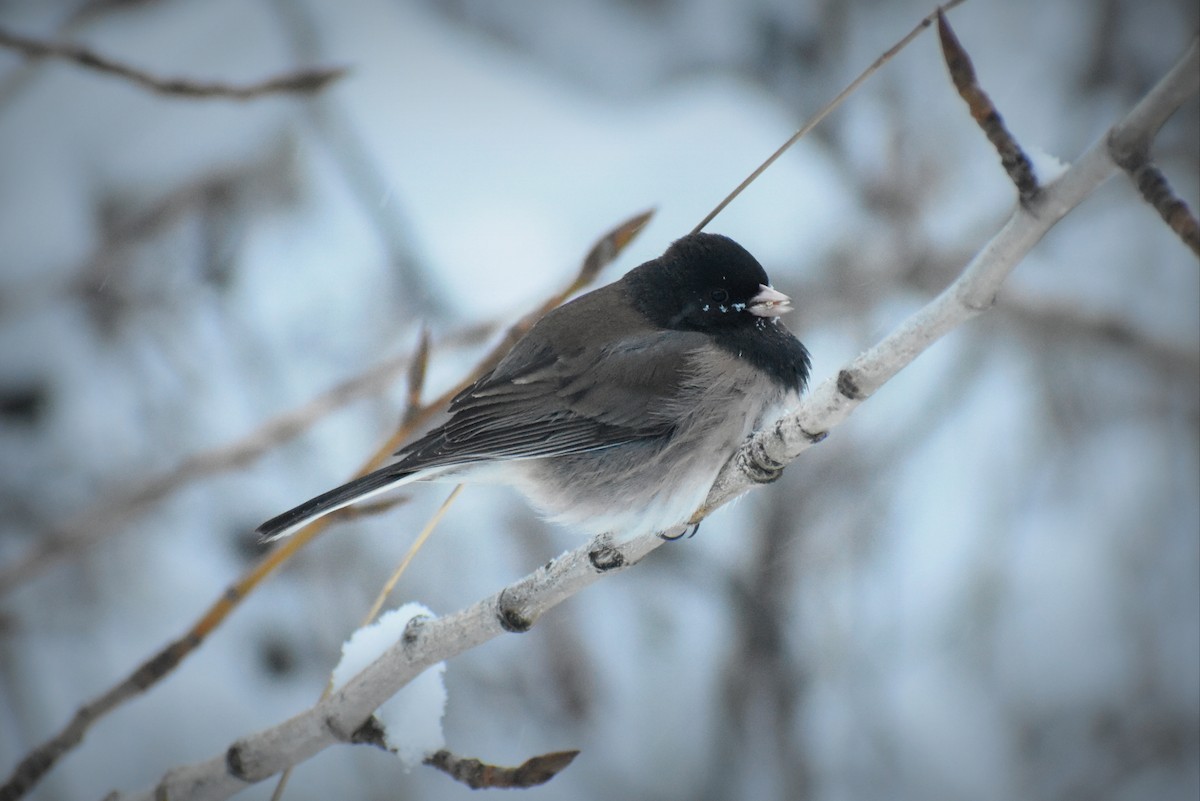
[
  {"x1": 937, "y1": 10, "x2": 1040, "y2": 203},
  {"x1": 691, "y1": 0, "x2": 968, "y2": 234},
  {"x1": 424, "y1": 748, "x2": 580, "y2": 789},
  {"x1": 0, "y1": 25, "x2": 346, "y2": 99},
  {"x1": 1107, "y1": 37, "x2": 1200, "y2": 256}
]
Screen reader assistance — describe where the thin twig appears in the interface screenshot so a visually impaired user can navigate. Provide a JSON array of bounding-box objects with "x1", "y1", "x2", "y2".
[
  {"x1": 0, "y1": 25, "x2": 346, "y2": 99},
  {"x1": 423, "y1": 748, "x2": 580, "y2": 789},
  {"x1": 402, "y1": 326, "x2": 432, "y2": 425},
  {"x1": 363, "y1": 487, "x2": 463, "y2": 632},
  {"x1": 1104, "y1": 35, "x2": 1200, "y2": 255},
  {"x1": 1124, "y1": 162, "x2": 1200, "y2": 256},
  {"x1": 270, "y1": 482, "x2": 463, "y2": 801},
  {"x1": 937, "y1": 10, "x2": 1040, "y2": 203},
  {"x1": 691, "y1": 0, "x2": 968, "y2": 234},
  {"x1": 1105, "y1": 37, "x2": 1200, "y2": 257}
]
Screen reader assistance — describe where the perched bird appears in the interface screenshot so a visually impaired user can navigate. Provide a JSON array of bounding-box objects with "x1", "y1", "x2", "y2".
[{"x1": 257, "y1": 232, "x2": 811, "y2": 542}]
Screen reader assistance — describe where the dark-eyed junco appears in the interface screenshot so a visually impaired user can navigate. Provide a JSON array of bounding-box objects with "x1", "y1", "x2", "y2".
[{"x1": 257, "y1": 232, "x2": 810, "y2": 542}]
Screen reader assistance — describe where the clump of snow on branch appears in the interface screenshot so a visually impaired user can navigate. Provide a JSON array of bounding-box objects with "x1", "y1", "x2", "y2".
[
  {"x1": 1026, "y1": 145, "x2": 1070, "y2": 184},
  {"x1": 331, "y1": 602, "x2": 447, "y2": 769}
]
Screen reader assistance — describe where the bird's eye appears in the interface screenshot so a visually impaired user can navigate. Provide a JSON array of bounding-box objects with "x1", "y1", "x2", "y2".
[{"x1": 711, "y1": 288, "x2": 730, "y2": 304}]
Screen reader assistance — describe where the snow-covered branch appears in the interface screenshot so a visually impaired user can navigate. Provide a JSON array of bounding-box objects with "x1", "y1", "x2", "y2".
[
  {"x1": 104, "y1": 33, "x2": 1198, "y2": 801},
  {"x1": 113, "y1": 535, "x2": 661, "y2": 801}
]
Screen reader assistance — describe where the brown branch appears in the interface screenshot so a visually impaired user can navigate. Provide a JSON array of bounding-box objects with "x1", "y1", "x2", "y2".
[
  {"x1": 1104, "y1": 34, "x2": 1200, "y2": 257},
  {"x1": 403, "y1": 326, "x2": 432, "y2": 424},
  {"x1": 0, "y1": 25, "x2": 346, "y2": 99},
  {"x1": 0, "y1": 210, "x2": 652, "y2": 801},
  {"x1": 937, "y1": 9, "x2": 1040, "y2": 203},
  {"x1": 1124, "y1": 162, "x2": 1200, "y2": 256},
  {"x1": 424, "y1": 748, "x2": 580, "y2": 790},
  {"x1": 1106, "y1": 37, "x2": 1200, "y2": 257}
]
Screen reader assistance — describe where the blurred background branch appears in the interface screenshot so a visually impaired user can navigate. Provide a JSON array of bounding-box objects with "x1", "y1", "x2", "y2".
[{"x1": 0, "y1": 23, "x2": 345, "y2": 99}]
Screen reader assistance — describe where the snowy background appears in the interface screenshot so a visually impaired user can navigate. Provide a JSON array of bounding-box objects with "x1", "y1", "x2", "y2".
[{"x1": 0, "y1": 0, "x2": 1197, "y2": 799}]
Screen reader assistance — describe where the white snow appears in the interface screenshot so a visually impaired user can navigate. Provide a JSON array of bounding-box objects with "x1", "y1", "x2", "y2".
[
  {"x1": 1027, "y1": 145, "x2": 1070, "y2": 184},
  {"x1": 331, "y1": 602, "x2": 447, "y2": 769}
]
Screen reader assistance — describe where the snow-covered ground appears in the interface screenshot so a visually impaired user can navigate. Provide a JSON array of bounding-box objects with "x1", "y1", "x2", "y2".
[{"x1": 0, "y1": 1, "x2": 1196, "y2": 799}]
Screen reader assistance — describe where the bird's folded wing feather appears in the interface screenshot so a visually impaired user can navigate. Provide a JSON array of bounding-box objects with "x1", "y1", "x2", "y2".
[{"x1": 394, "y1": 330, "x2": 709, "y2": 469}]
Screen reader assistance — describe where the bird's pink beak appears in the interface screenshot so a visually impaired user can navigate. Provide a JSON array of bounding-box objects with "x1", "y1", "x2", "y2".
[{"x1": 748, "y1": 284, "x2": 792, "y2": 317}]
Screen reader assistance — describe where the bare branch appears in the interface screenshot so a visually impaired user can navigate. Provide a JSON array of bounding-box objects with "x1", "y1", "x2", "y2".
[
  {"x1": 424, "y1": 748, "x2": 580, "y2": 789},
  {"x1": 1123, "y1": 162, "x2": 1200, "y2": 256},
  {"x1": 404, "y1": 326, "x2": 432, "y2": 420},
  {"x1": 577, "y1": 208, "x2": 655, "y2": 287},
  {"x1": 0, "y1": 25, "x2": 346, "y2": 99},
  {"x1": 937, "y1": 10, "x2": 1040, "y2": 203},
  {"x1": 1107, "y1": 37, "x2": 1200, "y2": 256}
]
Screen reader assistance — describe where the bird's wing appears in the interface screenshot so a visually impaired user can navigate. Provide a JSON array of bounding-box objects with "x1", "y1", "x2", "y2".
[{"x1": 395, "y1": 330, "x2": 708, "y2": 470}]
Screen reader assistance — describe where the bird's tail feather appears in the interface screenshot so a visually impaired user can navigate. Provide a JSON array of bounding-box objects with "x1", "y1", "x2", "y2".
[{"x1": 256, "y1": 465, "x2": 418, "y2": 542}]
